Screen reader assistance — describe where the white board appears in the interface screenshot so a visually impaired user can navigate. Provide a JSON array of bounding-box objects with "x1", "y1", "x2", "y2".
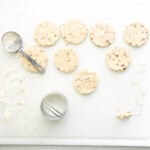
[{"x1": 0, "y1": 1, "x2": 150, "y2": 146}]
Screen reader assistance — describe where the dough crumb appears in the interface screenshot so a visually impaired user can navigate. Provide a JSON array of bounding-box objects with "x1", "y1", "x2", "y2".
[{"x1": 116, "y1": 111, "x2": 132, "y2": 119}]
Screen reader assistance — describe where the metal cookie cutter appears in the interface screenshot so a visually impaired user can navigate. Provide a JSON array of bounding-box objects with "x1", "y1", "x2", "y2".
[{"x1": 40, "y1": 91, "x2": 68, "y2": 120}]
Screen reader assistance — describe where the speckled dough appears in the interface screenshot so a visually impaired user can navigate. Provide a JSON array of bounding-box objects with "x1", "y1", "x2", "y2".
[
  {"x1": 123, "y1": 22, "x2": 149, "y2": 47},
  {"x1": 62, "y1": 19, "x2": 88, "y2": 44},
  {"x1": 54, "y1": 47, "x2": 78, "y2": 73},
  {"x1": 21, "y1": 46, "x2": 48, "y2": 72},
  {"x1": 74, "y1": 70, "x2": 98, "y2": 94},
  {"x1": 106, "y1": 47, "x2": 131, "y2": 72},
  {"x1": 34, "y1": 21, "x2": 60, "y2": 46},
  {"x1": 90, "y1": 23, "x2": 115, "y2": 47}
]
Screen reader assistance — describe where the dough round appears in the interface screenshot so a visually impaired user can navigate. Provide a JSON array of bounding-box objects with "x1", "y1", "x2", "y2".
[
  {"x1": 90, "y1": 23, "x2": 115, "y2": 47},
  {"x1": 62, "y1": 19, "x2": 88, "y2": 44},
  {"x1": 74, "y1": 70, "x2": 98, "y2": 94},
  {"x1": 54, "y1": 47, "x2": 78, "y2": 73},
  {"x1": 21, "y1": 46, "x2": 48, "y2": 72},
  {"x1": 106, "y1": 47, "x2": 131, "y2": 72},
  {"x1": 123, "y1": 22, "x2": 149, "y2": 47},
  {"x1": 34, "y1": 21, "x2": 60, "y2": 46}
]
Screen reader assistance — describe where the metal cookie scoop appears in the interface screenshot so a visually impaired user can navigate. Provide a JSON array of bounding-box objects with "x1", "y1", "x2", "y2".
[
  {"x1": 1, "y1": 31, "x2": 45, "y2": 74},
  {"x1": 40, "y1": 92, "x2": 68, "y2": 120}
]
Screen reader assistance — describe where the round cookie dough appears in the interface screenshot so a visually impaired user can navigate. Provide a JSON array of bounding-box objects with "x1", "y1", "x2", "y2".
[
  {"x1": 106, "y1": 47, "x2": 131, "y2": 72},
  {"x1": 54, "y1": 47, "x2": 78, "y2": 73},
  {"x1": 74, "y1": 70, "x2": 98, "y2": 94},
  {"x1": 34, "y1": 21, "x2": 60, "y2": 46},
  {"x1": 62, "y1": 19, "x2": 88, "y2": 44},
  {"x1": 90, "y1": 23, "x2": 115, "y2": 47},
  {"x1": 21, "y1": 46, "x2": 48, "y2": 72},
  {"x1": 123, "y1": 22, "x2": 149, "y2": 47}
]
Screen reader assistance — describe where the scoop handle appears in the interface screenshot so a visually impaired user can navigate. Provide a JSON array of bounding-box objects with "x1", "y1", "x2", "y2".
[{"x1": 19, "y1": 50, "x2": 45, "y2": 74}]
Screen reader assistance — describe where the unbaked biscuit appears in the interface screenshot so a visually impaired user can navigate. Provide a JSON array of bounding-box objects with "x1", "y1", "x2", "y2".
[
  {"x1": 21, "y1": 46, "x2": 48, "y2": 72},
  {"x1": 74, "y1": 70, "x2": 98, "y2": 94},
  {"x1": 123, "y1": 22, "x2": 149, "y2": 47},
  {"x1": 90, "y1": 23, "x2": 115, "y2": 47},
  {"x1": 62, "y1": 19, "x2": 88, "y2": 44},
  {"x1": 54, "y1": 47, "x2": 78, "y2": 73},
  {"x1": 106, "y1": 47, "x2": 131, "y2": 72},
  {"x1": 34, "y1": 21, "x2": 60, "y2": 46}
]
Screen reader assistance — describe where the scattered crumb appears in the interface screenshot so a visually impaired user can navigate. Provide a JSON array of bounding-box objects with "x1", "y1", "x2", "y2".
[
  {"x1": 116, "y1": 111, "x2": 132, "y2": 119},
  {"x1": 0, "y1": 100, "x2": 7, "y2": 109},
  {"x1": 0, "y1": 60, "x2": 30, "y2": 124},
  {"x1": 131, "y1": 76, "x2": 139, "y2": 86},
  {"x1": 3, "y1": 111, "x2": 13, "y2": 123},
  {"x1": 16, "y1": 102, "x2": 24, "y2": 106},
  {"x1": 134, "y1": 64, "x2": 147, "y2": 74},
  {"x1": 130, "y1": 63, "x2": 148, "y2": 107},
  {"x1": 14, "y1": 82, "x2": 27, "y2": 95},
  {"x1": 135, "y1": 86, "x2": 146, "y2": 106},
  {"x1": 9, "y1": 75, "x2": 28, "y2": 95}
]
